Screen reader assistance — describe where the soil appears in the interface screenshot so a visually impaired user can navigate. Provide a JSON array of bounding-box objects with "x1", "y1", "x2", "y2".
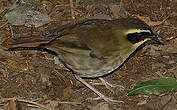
[{"x1": 0, "y1": 0, "x2": 177, "y2": 110}]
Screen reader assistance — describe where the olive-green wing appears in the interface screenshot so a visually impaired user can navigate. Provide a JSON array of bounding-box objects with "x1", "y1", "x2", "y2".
[{"x1": 44, "y1": 19, "x2": 130, "y2": 59}]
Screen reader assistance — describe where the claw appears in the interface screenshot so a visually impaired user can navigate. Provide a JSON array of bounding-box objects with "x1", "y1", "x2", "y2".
[
  {"x1": 89, "y1": 78, "x2": 125, "y2": 93},
  {"x1": 99, "y1": 78, "x2": 125, "y2": 92}
]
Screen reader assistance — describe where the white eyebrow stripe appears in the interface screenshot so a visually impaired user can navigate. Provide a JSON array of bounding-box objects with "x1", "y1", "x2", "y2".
[{"x1": 125, "y1": 29, "x2": 151, "y2": 35}]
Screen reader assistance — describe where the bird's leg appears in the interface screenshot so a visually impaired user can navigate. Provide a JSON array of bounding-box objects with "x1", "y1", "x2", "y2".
[
  {"x1": 75, "y1": 75, "x2": 124, "y2": 103},
  {"x1": 89, "y1": 78, "x2": 125, "y2": 93}
]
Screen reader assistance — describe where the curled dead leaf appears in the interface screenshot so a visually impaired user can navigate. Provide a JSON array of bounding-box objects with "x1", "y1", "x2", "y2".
[{"x1": 134, "y1": 15, "x2": 168, "y2": 26}]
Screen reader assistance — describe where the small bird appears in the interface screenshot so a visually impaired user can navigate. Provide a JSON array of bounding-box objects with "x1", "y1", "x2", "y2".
[{"x1": 6, "y1": 18, "x2": 164, "y2": 102}]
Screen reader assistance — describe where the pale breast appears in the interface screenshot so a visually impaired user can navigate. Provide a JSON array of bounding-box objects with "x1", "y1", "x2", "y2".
[{"x1": 55, "y1": 49, "x2": 131, "y2": 78}]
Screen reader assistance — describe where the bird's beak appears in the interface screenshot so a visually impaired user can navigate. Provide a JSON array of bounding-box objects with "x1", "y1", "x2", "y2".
[{"x1": 151, "y1": 34, "x2": 164, "y2": 45}]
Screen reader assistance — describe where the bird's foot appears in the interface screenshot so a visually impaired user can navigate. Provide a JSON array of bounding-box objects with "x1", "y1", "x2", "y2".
[
  {"x1": 75, "y1": 75, "x2": 124, "y2": 103},
  {"x1": 90, "y1": 78, "x2": 125, "y2": 93}
]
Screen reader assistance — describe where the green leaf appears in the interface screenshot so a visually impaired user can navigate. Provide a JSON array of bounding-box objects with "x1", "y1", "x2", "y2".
[{"x1": 127, "y1": 77, "x2": 177, "y2": 96}]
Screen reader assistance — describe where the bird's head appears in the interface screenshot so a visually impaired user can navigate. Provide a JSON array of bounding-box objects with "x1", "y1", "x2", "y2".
[{"x1": 115, "y1": 18, "x2": 164, "y2": 48}]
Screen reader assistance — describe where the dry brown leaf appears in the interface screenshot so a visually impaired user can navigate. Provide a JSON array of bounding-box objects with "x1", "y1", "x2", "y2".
[
  {"x1": 62, "y1": 86, "x2": 73, "y2": 99},
  {"x1": 137, "y1": 100, "x2": 147, "y2": 105},
  {"x1": 1, "y1": 37, "x2": 13, "y2": 48},
  {"x1": 9, "y1": 100, "x2": 17, "y2": 110},
  {"x1": 0, "y1": 58, "x2": 7, "y2": 62},
  {"x1": 134, "y1": 15, "x2": 163, "y2": 26}
]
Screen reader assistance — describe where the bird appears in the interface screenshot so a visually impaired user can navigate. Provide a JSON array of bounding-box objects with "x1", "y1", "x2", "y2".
[{"x1": 6, "y1": 18, "x2": 164, "y2": 103}]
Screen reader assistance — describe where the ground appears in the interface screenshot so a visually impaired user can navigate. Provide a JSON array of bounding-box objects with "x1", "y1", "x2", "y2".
[{"x1": 0, "y1": 0, "x2": 177, "y2": 110}]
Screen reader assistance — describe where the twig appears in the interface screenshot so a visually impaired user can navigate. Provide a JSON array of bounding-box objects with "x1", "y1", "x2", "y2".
[
  {"x1": 162, "y1": 25, "x2": 177, "y2": 30},
  {"x1": 9, "y1": 0, "x2": 19, "y2": 11},
  {"x1": 0, "y1": 59, "x2": 28, "y2": 71},
  {"x1": 159, "y1": 14, "x2": 171, "y2": 26},
  {"x1": 166, "y1": 36, "x2": 177, "y2": 42},
  {"x1": 0, "y1": 97, "x2": 54, "y2": 110},
  {"x1": 0, "y1": 21, "x2": 8, "y2": 29},
  {"x1": 17, "y1": 98, "x2": 54, "y2": 110},
  {"x1": 57, "y1": 101, "x2": 82, "y2": 105},
  {"x1": 70, "y1": 0, "x2": 75, "y2": 19},
  {"x1": 10, "y1": 25, "x2": 14, "y2": 38}
]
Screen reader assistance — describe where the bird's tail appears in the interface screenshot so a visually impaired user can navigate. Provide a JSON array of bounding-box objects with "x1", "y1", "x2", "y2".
[
  {"x1": 8, "y1": 46, "x2": 57, "y2": 56},
  {"x1": 8, "y1": 46, "x2": 43, "y2": 51}
]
